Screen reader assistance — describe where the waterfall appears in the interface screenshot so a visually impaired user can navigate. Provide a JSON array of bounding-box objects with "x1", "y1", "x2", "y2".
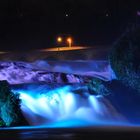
[{"x1": 13, "y1": 84, "x2": 125, "y2": 127}]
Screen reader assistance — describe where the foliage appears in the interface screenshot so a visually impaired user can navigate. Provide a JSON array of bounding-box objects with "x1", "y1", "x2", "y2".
[
  {"x1": 0, "y1": 118, "x2": 5, "y2": 127},
  {"x1": 0, "y1": 80, "x2": 26, "y2": 126},
  {"x1": 88, "y1": 78, "x2": 111, "y2": 96}
]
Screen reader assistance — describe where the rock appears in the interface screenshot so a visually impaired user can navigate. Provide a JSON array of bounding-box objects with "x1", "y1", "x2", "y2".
[
  {"x1": 0, "y1": 80, "x2": 28, "y2": 126},
  {"x1": 88, "y1": 78, "x2": 111, "y2": 96},
  {"x1": 109, "y1": 26, "x2": 140, "y2": 93}
]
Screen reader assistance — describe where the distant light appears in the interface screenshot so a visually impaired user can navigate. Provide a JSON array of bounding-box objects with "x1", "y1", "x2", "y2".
[
  {"x1": 57, "y1": 37, "x2": 62, "y2": 43},
  {"x1": 66, "y1": 14, "x2": 69, "y2": 17},
  {"x1": 106, "y1": 13, "x2": 109, "y2": 17},
  {"x1": 137, "y1": 11, "x2": 140, "y2": 16}
]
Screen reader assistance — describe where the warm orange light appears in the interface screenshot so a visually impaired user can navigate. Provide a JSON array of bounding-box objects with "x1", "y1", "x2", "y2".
[
  {"x1": 67, "y1": 37, "x2": 72, "y2": 43},
  {"x1": 57, "y1": 37, "x2": 62, "y2": 43},
  {"x1": 67, "y1": 37, "x2": 72, "y2": 47}
]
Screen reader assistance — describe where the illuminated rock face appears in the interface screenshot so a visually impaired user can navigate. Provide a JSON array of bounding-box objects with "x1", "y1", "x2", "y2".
[{"x1": 0, "y1": 61, "x2": 116, "y2": 84}]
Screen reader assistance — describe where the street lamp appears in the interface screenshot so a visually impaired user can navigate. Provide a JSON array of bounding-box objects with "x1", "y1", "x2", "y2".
[
  {"x1": 57, "y1": 37, "x2": 62, "y2": 51},
  {"x1": 57, "y1": 37, "x2": 62, "y2": 43},
  {"x1": 67, "y1": 37, "x2": 72, "y2": 48}
]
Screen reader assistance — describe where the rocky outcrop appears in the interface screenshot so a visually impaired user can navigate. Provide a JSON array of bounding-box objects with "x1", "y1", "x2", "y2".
[{"x1": 109, "y1": 26, "x2": 140, "y2": 93}]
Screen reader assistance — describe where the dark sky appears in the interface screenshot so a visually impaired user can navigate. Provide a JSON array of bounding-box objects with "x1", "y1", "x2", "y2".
[{"x1": 0, "y1": 0, "x2": 139, "y2": 50}]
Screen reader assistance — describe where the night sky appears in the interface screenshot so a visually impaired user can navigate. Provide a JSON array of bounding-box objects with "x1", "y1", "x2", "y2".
[{"x1": 0, "y1": 0, "x2": 139, "y2": 51}]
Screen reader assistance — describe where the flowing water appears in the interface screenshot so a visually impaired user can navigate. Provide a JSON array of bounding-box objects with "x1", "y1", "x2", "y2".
[
  {"x1": 0, "y1": 60, "x2": 137, "y2": 139},
  {"x1": 0, "y1": 60, "x2": 128, "y2": 127},
  {"x1": 13, "y1": 84, "x2": 125, "y2": 128}
]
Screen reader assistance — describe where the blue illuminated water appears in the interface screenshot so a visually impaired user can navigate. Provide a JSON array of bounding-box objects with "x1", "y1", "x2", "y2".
[{"x1": 13, "y1": 84, "x2": 126, "y2": 128}]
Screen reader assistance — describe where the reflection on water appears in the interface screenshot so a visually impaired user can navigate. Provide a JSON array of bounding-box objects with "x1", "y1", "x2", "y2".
[{"x1": 1, "y1": 125, "x2": 140, "y2": 140}]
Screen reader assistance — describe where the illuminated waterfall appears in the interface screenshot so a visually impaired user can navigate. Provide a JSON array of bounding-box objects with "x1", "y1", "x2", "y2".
[{"x1": 14, "y1": 85, "x2": 125, "y2": 127}]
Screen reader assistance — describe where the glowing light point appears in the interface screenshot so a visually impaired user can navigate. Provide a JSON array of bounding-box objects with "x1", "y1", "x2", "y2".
[
  {"x1": 57, "y1": 37, "x2": 62, "y2": 43},
  {"x1": 106, "y1": 13, "x2": 109, "y2": 17}
]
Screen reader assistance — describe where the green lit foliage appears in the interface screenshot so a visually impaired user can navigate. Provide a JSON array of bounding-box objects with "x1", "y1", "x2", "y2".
[
  {"x1": 0, "y1": 81, "x2": 24, "y2": 126},
  {"x1": 88, "y1": 78, "x2": 111, "y2": 96},
  {"x1": 0, "y1": 118, "x2": 5, "y2": 127},
  {"x1": 109, "y1": 26, "x2": 140, "y2": 93}
]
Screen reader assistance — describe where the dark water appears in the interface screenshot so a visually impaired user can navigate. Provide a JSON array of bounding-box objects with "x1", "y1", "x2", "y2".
[{"x1": 1, "y1": 126, "x2": 140, "y2": 140}]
